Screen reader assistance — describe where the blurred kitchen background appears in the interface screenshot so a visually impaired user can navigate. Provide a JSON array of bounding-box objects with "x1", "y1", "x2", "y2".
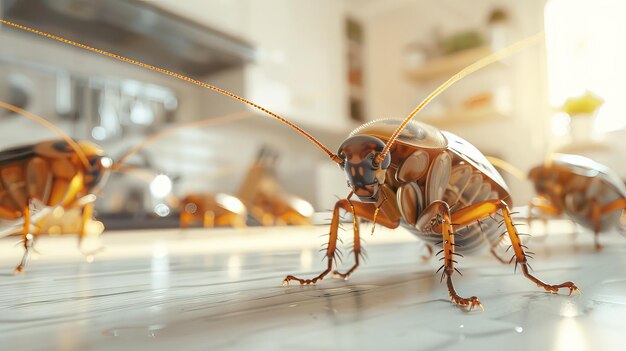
[{"x1": 0, "y1": 0, "x2": 624, "y2": 229}]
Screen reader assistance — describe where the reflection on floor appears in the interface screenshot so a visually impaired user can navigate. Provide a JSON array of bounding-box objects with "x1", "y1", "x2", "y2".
[{"x1": 0, "y1": 220, "x2": 624, "y2": 351}]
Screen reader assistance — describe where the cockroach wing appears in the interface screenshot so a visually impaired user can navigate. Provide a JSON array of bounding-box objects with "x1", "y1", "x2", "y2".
[
  {"x1": 33, "y1": 140, "x2": 80, "y2": 159},
  {"x1": 0, "y1": 140, "x2": 77, "y2": 169},
  {"x1": 442, "y1": 131, "x2": 510, "y2": 201},
  {"x1": 552, "y1": 154, "x2": 626, "y2": 199},
  {"x1": 0, "y1": 143, "x2": 37, "y2": 167},
  {"x1": 349, "y1": 119, "x2": 448, "y2": 150}
]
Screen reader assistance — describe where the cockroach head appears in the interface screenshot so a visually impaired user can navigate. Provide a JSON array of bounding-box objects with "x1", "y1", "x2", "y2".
[
  {"x1": 76, "y1": 141, "x2": 113, "y2": 191},
  {"x1": 338, "y1": 135, "x2": 391, "y2": 203}
]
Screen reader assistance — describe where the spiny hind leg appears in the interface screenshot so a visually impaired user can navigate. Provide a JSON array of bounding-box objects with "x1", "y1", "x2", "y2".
[
  {"x1": 419, "y1": 201, "x2": 481, "y2": 310},
  {"x1": 451, "y1": 199, "x2": 578, "y2": 295},
  {"x1": 333, "y1": 201, "x2": 397, "y2": 279},
  {"x1": 333, "y1": 199, "x2": 364, "y2": 280},
  {"x1": 284, "y1": 195, "x2": 391, "y2": 284},
  {"x1": 283, "y1": 199, "x2": 345, "y2": 285}
]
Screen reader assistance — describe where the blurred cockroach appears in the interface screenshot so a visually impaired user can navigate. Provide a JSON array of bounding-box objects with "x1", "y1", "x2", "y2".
[
  {"x1": 0, "y1": 20, "x2": 578, "y2": 309},
  {"x1": 527, "y1": 154, "x2": 626, "y2": 250},
  {"x1": 0, "y1": 99, "x2": 250, "y2": 272},
  {"x1": 0, "y1": 102, "x2": 111, "y2": 272},
  {"x1": 487, "y1": 154, "x2": 626, "y2": 250},
  {"x1": 180, "y1": 147, "x2": 314, "y2": 229},
  {"x1": 237, "y1": 147, "x2": 314, "y2": 226}
]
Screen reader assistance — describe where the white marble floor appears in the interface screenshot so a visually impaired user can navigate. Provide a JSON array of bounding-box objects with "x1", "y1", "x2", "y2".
[{"x1": 0, "y1": 221, "x2": 624, "y2": 351}]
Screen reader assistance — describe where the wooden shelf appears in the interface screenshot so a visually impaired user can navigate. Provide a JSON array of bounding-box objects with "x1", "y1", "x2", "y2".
[
  {"x1": 554, "y1": 140, "x2": 611, "y2": 154},
  {"x1": 419, "y1": 106, "x2": 507, "y2": 128},
  {"x1": 406, "y1": 46, "x2": 493, "y2": 81}
]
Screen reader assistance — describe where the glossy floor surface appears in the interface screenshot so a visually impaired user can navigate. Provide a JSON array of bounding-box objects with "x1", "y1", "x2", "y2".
[{"x1": 0, "y1": 220, "x2": 624, "y2": 350}]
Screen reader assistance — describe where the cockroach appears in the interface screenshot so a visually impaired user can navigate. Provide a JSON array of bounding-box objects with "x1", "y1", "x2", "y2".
[
  {"x1": 237, "y1": 147, "x2": 314, "y2": 226},
  {"x1": 0, "y1": 102, "x2": 111, "y2": 272},
  {"x1": 0, "y1": 20, "x2": 578, "y2": 309},
  {"x1": 0, "y1": 98, "x2": 250, "y2": 272},
  {"x1": 179, "y1": 147, "x2": 313, "y2": 229},
  {"x1": 527, "y1": 153, "x2": 626, "y2": 250}
]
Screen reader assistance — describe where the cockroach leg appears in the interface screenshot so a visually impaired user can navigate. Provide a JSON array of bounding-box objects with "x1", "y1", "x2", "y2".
[
  {"x1": 29, "y1": 215, "x2": 48, "y2": 256},
  {"x1": 203, "y1": 211, "x2": 216, "y2": 228},
  {"x1": 527, "y1": 197, "x2": 560, "y2": 238},
  {"x1": 283, "y1": 198, "x2": 343, "y2": 285},
  {"x1": 77, "y1": 203, "x2": 104, "y2": 258},
  {"x1": 15, "y1": 201, "x2": 33, "y2": 274},
  {"x1": 333, "y1": 198, "x2": 360, "y2": 280},
  {"x1": 229, "y1": 213, "x2": 247, "y2": 228},
  {"x1": 180, "y1": 210, "x2": 192, "y2": 229},
  {"x1": 593, "y1": 197, "x2": 626, "y2": 250},
  {"x1": 450, "y1": 199, "x2": 579, "y2": 296},
  {"x1": 284, "y1": 195, "x2": 394, "y2": 284},
  {"x1": 600, "y1": 198, "x2": 626, "y2": 215},
  {"x1": 489, "y1": 235, "x2": 508, "y2": 264},
  {"x1": 421, "y1": 243, "x2": 434, "y2": 262},
  {"x1": 332, "y1": 200, "x2": 373, "y2": 280},
  {"x1": 426, "y1": 201, "x2": 483, "y2": 310},
  {"x1": 334, "y1": 200, "x2": 398, "y2": 279}
]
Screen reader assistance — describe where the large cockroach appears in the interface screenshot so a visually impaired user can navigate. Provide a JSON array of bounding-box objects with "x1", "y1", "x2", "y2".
[
  {"x1": 527, "y1": 153, "x2": 626, "y2": 250},
  {"x1": 0, "y1": 20, "x2": 578, "y2": 309},
  {"x1": 0, "y1": 99, "x2": 249, "y2": 272}
]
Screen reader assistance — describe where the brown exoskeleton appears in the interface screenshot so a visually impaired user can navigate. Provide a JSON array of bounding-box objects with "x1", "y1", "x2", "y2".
[
  {"x1": 1, "y1": 20, "x2": 578, "y2": 309},
  {"x1": 528, "y1": 153, "x2": 626, "y2": 250}
]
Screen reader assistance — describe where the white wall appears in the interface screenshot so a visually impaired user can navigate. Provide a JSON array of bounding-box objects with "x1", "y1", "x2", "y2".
[
  {"x1": 148, "y1": 0, "x2": 350, "y2": 128},
  {"x1": 358, "y1": 0, "x2": 551, "y2": 204}
]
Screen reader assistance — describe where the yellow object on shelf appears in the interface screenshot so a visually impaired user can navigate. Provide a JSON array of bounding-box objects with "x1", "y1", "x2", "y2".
[
  {"x1": 419, "y1": 105, "x2": 506, "y2": 128},
  {"x1": 562, "y1": 91, "x2": 604, "y2": 116}
]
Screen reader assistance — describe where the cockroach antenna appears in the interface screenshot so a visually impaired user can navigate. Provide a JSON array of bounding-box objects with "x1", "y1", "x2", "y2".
[
  {"x1": 0, "y1": 19, "x2": 343, "y2": 165},
  {"x1": 0, "y1": 101, "x2": 91, "y2": 169},
  {"x1": 376, "y1": 33, "x2": 545, "y2": 165}
]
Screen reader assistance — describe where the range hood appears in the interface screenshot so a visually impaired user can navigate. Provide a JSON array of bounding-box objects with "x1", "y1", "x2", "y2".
[{"x1": 1, "y1": 0, "x2": 256, "y2": 77}]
